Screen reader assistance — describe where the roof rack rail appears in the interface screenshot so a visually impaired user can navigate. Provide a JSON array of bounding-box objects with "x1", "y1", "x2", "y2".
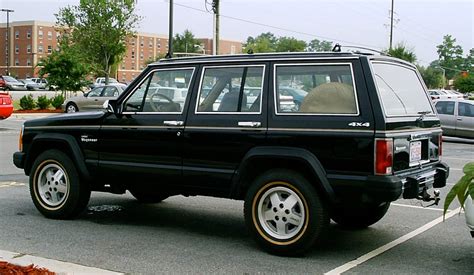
[{"x1": 332, "y1": 44, "x2": 387, "y2": 56}]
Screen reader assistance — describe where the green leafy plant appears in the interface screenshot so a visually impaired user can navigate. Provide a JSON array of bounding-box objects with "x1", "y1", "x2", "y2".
[
  {"x1": 50, "y1": 94, "x2": 65, "y2": 109},
  {"x1": 19, "y1": 94, "x2": 36, "y2": 110},
  {"x1": 444, "y1": 162, "x2": 474, "y2": 217},
  {"x1": 36, "y1": 95, "x2": 51, "y2": 110}
]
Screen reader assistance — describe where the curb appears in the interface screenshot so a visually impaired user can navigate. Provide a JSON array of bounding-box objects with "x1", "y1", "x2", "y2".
[
  {"x1": 0, "y1": 249, "x2": 122, "y2": 275},
  {"x1": 10, "y1": 113, "x2": 58, "y2": 119}
]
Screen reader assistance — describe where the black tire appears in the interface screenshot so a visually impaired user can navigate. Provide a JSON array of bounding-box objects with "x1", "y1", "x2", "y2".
[
  {"x1": 129, "y1": 189, "x2": 169, "y2": 203},
  {"x1": 29, "y1": 149, "x2": 91, "y2": 219},
  {"x1": 66, "y1": 103, "x2": 78, "y2": 113},
  {"x1": 330, "y1": 202, "x2": 390, "y2": 229},
  {"x1": 244, "y1": 169, "x2": 329, "y2": 256}
]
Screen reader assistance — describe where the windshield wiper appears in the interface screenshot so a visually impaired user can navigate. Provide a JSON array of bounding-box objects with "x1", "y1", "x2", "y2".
[{"x1": 417, "y1": 110, "x2": 431, "y2": 122}]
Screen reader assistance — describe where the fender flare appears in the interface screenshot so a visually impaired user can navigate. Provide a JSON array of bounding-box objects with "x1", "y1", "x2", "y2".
[
  {"x1": 231, "y1": 146, "x2": 337, "y2": 203},
  {"x1": 26, "y1": 133, "x2": 92, "y2": 181}
]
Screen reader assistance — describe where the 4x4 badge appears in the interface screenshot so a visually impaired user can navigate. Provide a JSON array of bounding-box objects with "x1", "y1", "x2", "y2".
[
  {"x1": 348, "y1": 122, "x2": 370, "y2": 127},
  {"x1": 81, "y1": 135, "x2": 98, "y2": 143}
]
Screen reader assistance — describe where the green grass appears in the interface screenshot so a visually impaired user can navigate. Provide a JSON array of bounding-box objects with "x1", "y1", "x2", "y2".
[{"x1": 12, "y1": 100, "x2": 20, "y2": 111}]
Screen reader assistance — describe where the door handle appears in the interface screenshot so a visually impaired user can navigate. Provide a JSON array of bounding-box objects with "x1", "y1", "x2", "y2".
[
  {"x1": 163, "y1": 120, "x2": 184, "y2": 126},
  {"x1": 457, "y1": 118, "x2": 462, "y2": 121},
  {"x1": 238, "y1": 121, "x2": 261, "y2": 128}
]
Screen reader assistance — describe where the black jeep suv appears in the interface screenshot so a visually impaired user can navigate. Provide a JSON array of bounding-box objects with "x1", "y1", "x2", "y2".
[{"x1": 13, "y1": 52, "x2": 448, "y2": 255}]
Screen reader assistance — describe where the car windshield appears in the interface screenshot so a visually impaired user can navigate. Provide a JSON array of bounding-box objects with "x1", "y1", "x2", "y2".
[
  {"x1": 372, "y1": 61, "x2": 433, "y2": 117},
  {"x1": 4, "y1": 76, "x2": 19, "y2": 82}
]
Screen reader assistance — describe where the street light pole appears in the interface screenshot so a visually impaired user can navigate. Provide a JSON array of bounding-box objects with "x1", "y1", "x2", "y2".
[
  {"x1": 165, "y1": 0, "x2": 173, "y2": 58},
  {"x1": 1, "y1": 9, "x2": 14, "y2": 75}
]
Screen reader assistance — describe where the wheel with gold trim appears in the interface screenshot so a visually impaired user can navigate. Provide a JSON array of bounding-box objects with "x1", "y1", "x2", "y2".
[
  {"x1": 29, "y1": 149, "x2": 90, "y2": 219},
  {"x1": 244, "y1": 169, "x2": 329, "y2": 256}
]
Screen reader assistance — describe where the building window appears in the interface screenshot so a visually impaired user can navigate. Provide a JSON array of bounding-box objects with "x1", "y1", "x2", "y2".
[
  {"x1": 47, "y1": 45, "x2": 52, "y2": 53},
  {"x1": 140, "y1": 53, "x2": 143, "y2": 60},
  {"x1": 121, "y1": 64, "x2": 125, "y2": 69},
  {"x1": 231, "y1": 45, "x2": 236, "y2": 55},
  {"x1": 27, "y1": 30, "x2": 31, "y2": 39},
  {"x1": 47, "y1": 31, "x2": 52, "y2": 40},
  {"x1": 15, "y1": 30, "x2": 19, "y2": 39},
  {"x1": 56, "y1": 32, "x2": 60, "y2": 39},
  {"x1": 38, "y1": 30, "x2": 43, "y2": 39},
  {"x1": 15, "y1": 45, "x2": 19, "y2": 54},
  {"x1": 131, "y1": 51, "x2": 135, "y2": 59},
  {"x1": 27, "y1": 58, "x2": 32, "y2": 66},
  {"x1": 27, "y1": 44, "x2": 31, "y2": 53},
  {"x1": 15, "y1": 58, "x2": 19, "y2": 66},
  {"x1": 26, "y1": 73, "x2": 31, "y2": 78},
  {"x1": 38, "y1": 45, "x2": 43, "y2": 53}
]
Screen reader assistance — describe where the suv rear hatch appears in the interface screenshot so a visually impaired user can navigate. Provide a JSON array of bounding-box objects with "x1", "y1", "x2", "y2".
[{"x1": 369, "y1": 59, "x2": 447, "y2": 200}]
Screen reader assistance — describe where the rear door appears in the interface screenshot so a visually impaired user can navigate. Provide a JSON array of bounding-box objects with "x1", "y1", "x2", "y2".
[
  {"x1": 456, "y1": 101, "x2": 474, "y2": 138},
  {"x1": 182, "y1": 63, "x2": 268, "y2": 194},
  {"x1": 434, "y1": 101, "x2": 456, "y2": 136}
]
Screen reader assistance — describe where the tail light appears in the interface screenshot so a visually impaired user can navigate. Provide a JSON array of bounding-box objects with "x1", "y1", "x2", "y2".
[
  {"x1": 375, "y1": 138, "x2": 393, "y2": 175},
  {"x1": 438, "y1": 133, "x2": 442, "y2": 157}
]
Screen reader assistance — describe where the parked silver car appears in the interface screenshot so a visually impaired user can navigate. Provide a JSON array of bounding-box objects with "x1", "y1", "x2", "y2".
[
  {"x1": 434, "y1": 99, "x2": 474, "y2": 138},
  {"x1": 62, "y1": 85, "x2": 125, "y2": 113},
  {"x1": 1, "y1": 75, "x2": 27, "y2": 91}
]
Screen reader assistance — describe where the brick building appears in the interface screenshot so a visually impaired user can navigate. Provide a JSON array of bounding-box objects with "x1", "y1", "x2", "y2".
[{"x1": 1, "y1": 20, "x2": 243, "y2": 82}]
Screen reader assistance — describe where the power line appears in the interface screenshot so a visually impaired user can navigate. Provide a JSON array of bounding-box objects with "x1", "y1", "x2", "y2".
[{"x1": 170, "y1": 1, "x2": 383, "y2": 50}]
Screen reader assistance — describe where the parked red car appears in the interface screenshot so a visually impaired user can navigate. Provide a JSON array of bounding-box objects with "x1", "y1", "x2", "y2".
[{"x1": 0, "y1": 91, "x2": 13, "y2": 119}]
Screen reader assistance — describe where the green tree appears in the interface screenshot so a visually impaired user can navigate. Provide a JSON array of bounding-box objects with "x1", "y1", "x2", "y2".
[
  {"x1": 386, "y1": 43, "x2": 417, "y2": 63},
  {"x1": 275, "y1": 37, "x2": 307, "y2": 52},
  {"x1": 306, "y1": 39, "x2": 333, "y2": 52},
  {"x1": 173, "y1": 30, "x2": 201, "y2": 54},
  {"x1": 56, "y1": 0, "x2": 141, "y2": 84},
  {"x1": 418, "y1": 65, "x2": 444, "y2": 89},
  {"x1": 454, "y1": 74, "x2": 474, "y2": 93},
  {"x1": 243, "y1": 32, "x2": 278, "y2": 53},
  {"x1": 437, "y1": 35, "x2": 464, "y2": 79},
  {"x1": 38, "y1": 39, "x2": 89, "y2": 93}
]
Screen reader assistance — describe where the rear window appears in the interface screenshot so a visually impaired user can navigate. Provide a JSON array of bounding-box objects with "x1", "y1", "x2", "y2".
[{"x1": 372, "y1": 62, "x2": 433, "y2": 117}]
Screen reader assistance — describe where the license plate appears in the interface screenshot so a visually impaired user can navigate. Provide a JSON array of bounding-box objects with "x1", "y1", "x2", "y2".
[{"x1": 410, "y1": 141, "x2": 422, "y2": 163}]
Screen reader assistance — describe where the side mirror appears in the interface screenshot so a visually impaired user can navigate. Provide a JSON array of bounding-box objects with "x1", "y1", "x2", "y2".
[{"x1": 104, "y1": 99, "x2": 118, "y2": 115}]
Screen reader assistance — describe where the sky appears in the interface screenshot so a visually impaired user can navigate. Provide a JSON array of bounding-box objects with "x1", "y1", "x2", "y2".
[{"x1": 1, "y1": 0, "x2": 473, "y2": 66}]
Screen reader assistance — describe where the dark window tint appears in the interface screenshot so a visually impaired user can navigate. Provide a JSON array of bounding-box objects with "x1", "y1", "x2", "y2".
[
  {"x1": 123, "y1": 68, "x2": 194, "y2": 113},
  {"x1": 197, "y1": 66, "x2": 264, "y2": 113},
  {"x1": 458, "y1": 102, "x2": 474, "y2": 117},
  {"x1": 275, "y1": 64, "x2": 357, "y2": 114},
  {"x1": 435, "y1": 101, "x2": 455, "y2": 115}
]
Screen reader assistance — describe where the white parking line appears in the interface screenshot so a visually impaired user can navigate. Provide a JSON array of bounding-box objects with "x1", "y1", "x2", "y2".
[
  {"x1": 0, "y1": 182, "x2": 26, "y2": 188},
  {"x1": 391, "y1": 203, "x2": 447, "y2": 212},
  {"x1": 324, "y1": 207, "x2": 461, "y2": 275},
  {"x1": 0, "y1": 249, "x2": 122, "y2": 275},
  {"x1": 442, "y1": 157, "x2": 474, "y2": 161}
]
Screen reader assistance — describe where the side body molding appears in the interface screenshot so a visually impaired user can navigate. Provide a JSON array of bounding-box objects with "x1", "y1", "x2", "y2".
[{"x1": 231, "y1": 146, "x2": 337, "y2": 203}]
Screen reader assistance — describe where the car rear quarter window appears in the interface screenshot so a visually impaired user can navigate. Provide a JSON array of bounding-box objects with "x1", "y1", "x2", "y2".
[
  {"x1": 435, "y1": 101, "x2": 455, "y2": 115},
  {"x1": 196, "y1": 65, "x2": 264, "y2": 113},
  {"x1": 274, "y1": 64, "x2": 358, "y2": 115},
  {"x1": 458, "y1": 102, "x2": 474, "y2": 117},
  {"x1": 372, "y1": 62, "x2": 433, "y2": 117}
]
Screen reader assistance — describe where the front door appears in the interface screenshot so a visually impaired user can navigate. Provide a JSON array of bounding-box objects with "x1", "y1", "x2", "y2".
[
  {"x1": 98, "y1": 67, "x2": 196, "y2": 190},
  {"x1": 456, "y1": 101, "x2": 474, "y2": 138}
]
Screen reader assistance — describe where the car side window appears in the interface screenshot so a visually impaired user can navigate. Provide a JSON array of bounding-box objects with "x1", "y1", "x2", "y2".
[
  {"x1": 88, "y1": 87, "x2": 102, "y2": 97},
  {"x1": 196, "y1": 66, "x2": 264, "y2": 113},
  {"x1": 458, "y1": 102, "x2": 474, "y2": 117},
  {"x1": 275, "y1": 64, "x2": 358, "y2": 114},
  {"x1": 435, "y1": 101, "x2": 455, "y2": 115},
  {"x1": 123, "y1": 68, "x2": 194, "y2": 113},
  {"x1": 103, "y1": 86, "x2": 118, "y2": 97}
]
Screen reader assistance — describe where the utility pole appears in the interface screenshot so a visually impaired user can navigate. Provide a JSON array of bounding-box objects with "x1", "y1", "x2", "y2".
[
  {"x1": 1, "y1": 9, "x2": 14, "y2": 75},
  {"x1": 166, "y1": 0, "x2": 173, "y2": 58},
  {"x1": 389, "y1": 0, "x2": 394, "y2": 50},
  {"x1": 212, "y1": 0, "x2": 219, "y2": 55}
]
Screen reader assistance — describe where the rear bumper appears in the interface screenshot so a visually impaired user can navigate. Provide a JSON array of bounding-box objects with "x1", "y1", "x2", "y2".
[
  {"x1": 329, "y1": 162, "x2": 449, "y2": 202},
  {"x1": 0, "y1": 105, "x2": 13, "y2": 119}
]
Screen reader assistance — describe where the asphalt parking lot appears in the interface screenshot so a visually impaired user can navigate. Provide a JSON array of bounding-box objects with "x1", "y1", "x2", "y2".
[{"x1": 0, "y1": 116, "x2": 473, "y2": 274}]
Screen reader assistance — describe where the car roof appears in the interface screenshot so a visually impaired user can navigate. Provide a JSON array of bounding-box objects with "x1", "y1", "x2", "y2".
[
  {"x1": 435, "y1": 99, "x2": 473, "y2": 104},
  {"x1": 150, "y1": 52, "x2": 414, "y2": 68}
]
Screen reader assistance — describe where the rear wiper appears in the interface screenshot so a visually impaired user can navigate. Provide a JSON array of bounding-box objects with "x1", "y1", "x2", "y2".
[{"x1": 417, "y1": 110, "x2": 431, "y2": 122}]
